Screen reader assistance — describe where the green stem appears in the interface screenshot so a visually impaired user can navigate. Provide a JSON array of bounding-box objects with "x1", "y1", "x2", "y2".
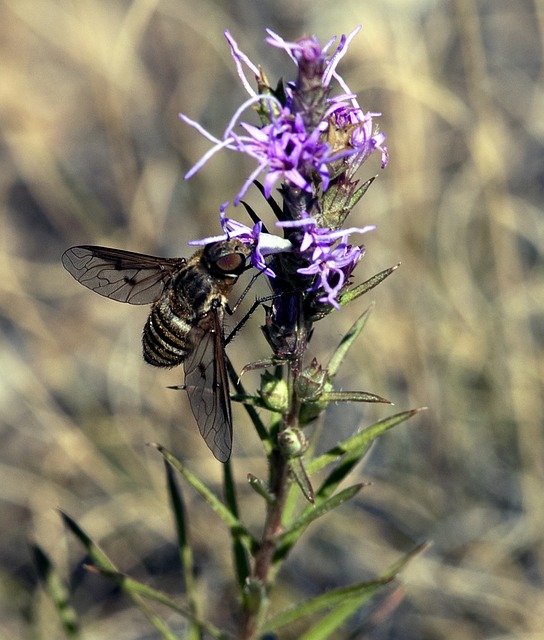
[{"x1": 240, "y1": 304, "x2": 310, "y2": 639}]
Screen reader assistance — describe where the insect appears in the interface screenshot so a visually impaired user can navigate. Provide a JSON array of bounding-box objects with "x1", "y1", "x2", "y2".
[{"x1": 62, "y1": 239, "x2": 254, "y2": 462}]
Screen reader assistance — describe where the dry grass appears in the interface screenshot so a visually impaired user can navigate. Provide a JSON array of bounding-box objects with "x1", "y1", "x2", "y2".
[{"x1": 1, "y1": 0, "x2": 543, "y2": 638}]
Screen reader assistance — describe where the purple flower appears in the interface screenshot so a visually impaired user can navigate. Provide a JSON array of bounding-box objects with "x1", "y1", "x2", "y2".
[
  {"x1": 180, "y1": 27, "x2": 389, "y2": 318},
  {"x1": 298, "y1": 240, "x2": 362, "y2": 309},
  {"x1": 232, "y1": 110, "x2": 333, "y2": 201},
  {"x1": 277, "y1": 214, "x2": 375, "y2": 308},
  {"x1": 265, "y1": 27, "x2": 360, "y2": 89},
  {"x1": 180, "y1": 27, "x2": 387, "y2": 205},
  {"x1": 326, "y1": 98, "x2": 389, "y2": 170}
]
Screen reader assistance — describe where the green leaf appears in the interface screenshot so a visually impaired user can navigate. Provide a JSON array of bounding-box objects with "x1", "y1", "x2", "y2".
[
  {"x1": 59, "y1": 511, "x2": 117, "y2": 571},
  {"x1": 288, "y1": 457, "x2": 315, "y2": 504},
  {"x1": 223, "y1": 460, "x2": 251, "y2": 590},
  {"x1": 262, "y1": 576, "x2": 390, "y2": 635},
  {"x1": 152, "y1": 444, "x2": 258, "y2": 555},
  {"x1": 274, "y1": 484, "x2": 363, "y2": 561},
  {"x1": 299, "y1": 589, "x2": 382, "y2": 640},
  {"x1": 88, "y1": 566, "x2": 231, "y2": 640},
  {"x1": 164, "y1": 463, "x2": 200, "y2": 640},
  {"x1": 309, "y1": 409, "x2": 426, "y2": 501},
  {"x1": 59, "y1": 511, "x2": 179, "y2": 640},
  {"x1": 338, "y1": 264, "x2": 400, "y2": 309},
  {"x1": 308, "y1": 264, "x2": 399, "y2": 321},
  {"x1": 247, "y1": 473, "x2": 276, "y2": 504},
  {"x1": 326, "y1": 305, "x2": 374, "y2": 378},
  {"x1": 321, "y1": 176, "x2": 376, "y2": 229},
  {"x1": 30, "y1": 542, "x2": 79, "y2": 637},
  {"x1": 347, "y1": 175, "x2": 376, "y2": 209},
  {"x1": 263, "y1": 542, "x2": 429, "y2": 637},
  {"x1": 321, "y1": 390, "x2": 391, "y2": 404}
]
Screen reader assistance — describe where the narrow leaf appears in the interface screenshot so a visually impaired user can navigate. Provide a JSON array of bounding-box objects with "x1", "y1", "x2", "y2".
[
  {"x1": 164, "y1": 463, "x2": 200, "y2": 639},
  {"x1": 299, "y1": 543, "x2": 430, "y2": 639},
  {"x1": 288, "y1": 457, "x2": 315, "y2": 504},
  {"x1": 308, "y1": 409, "x2": 426, "y2": 502},
  {"x1": 229, "y1": 394, "x2": 270, "y2": 408},
  {"x1": 274, "y1": 484, "x2": 363, "y2": 561},
  {"x1": 338, "y1": 264, "x2": 400, "y2": 308},
  {"x1": 299, "y1": 588, "x2": 381, "y2": 640},
  {"x1": 31, "y1": 543, "x2": 79, "y2": 637},
  {"x1": 247, "y1": 473, "x2": 275, "y2": 504},
  {"x1": 88, "y1": 567, "x2": 230, "y2": 640},
  {"x1": 263, "y1": 576, "x2": 391, "y2": 634},
  {"x1": 59, "y1": 511, "x2": 179, "y2": 640},
  {"x1": 223, "y1": 460, "x2": 251, "y2": 589},
  {"x1": 59, "y1": 511, "x2": 116, "y2": 571},
  {"x1": 382, "y1": 541, "x2": 431, "y2": 579},
  {"x1": 151, "y1": 443, "x2": 258, "y2": 555},
  {"x1": 326, "y1": 305, "x2": 374, "y2": 378},
  {"x1": 263, "y1": 542, "x2": 429, "y2": 636},
  {"x1": 348, "y1": 175, "x2": 376, "y2": 209},
  {"x1": 322, "y1": 391, "x2": 391, "y2": 404}
]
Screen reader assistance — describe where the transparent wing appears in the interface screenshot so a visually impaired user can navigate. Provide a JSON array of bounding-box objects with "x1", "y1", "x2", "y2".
[
  {"x1": 183, "y1": 309, "x2": 232, "y2": 462},
  {"x1": 62, "y1": 245, "x2": 186, "y2": 304}
]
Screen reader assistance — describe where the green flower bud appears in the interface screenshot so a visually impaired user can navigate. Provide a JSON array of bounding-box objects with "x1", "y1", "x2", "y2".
[
  {"x1": 259, "y1": 371, "x2": 289, "y2": 413},
  {"x1": 278, "y1": 427, "x2": 309, "y2": 458},
  {"x1": 295, "y1": 358, "x2": 328, "y2": 400}
]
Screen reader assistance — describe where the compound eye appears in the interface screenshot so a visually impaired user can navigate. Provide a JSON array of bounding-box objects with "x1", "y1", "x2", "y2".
[{"x1": 214, "y1": 252, "x2": 245, "y2": 275}]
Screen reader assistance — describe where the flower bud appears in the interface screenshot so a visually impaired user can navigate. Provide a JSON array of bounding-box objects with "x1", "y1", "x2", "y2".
[
  {"x1": 295, "y1": 358, "x2": 328, "y2": 400},
  {"x1": 258, "y1": 371, "x2": 289, "y2": 413},
  {"x1": 278, "y1": 427, "x2": 309, "y2": 458}
]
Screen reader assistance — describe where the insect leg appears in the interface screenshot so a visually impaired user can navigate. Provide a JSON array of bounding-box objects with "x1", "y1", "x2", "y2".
[{"x1": 224, "y1": 293, "x2": 277, "y2": 346}]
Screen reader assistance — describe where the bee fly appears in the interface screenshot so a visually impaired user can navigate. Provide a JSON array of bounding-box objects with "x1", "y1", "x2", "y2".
[{"x1": 62, "y1": 239, "x2": 254, "y2": 462}]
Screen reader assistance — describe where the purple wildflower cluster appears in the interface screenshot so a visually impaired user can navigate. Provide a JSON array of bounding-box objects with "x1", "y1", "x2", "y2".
[
  {"x1": 278, "y1": 214, "x2": 375, "y2": 308},
  {"x1": 181, "y1": 27, "x2": 387, "y2": 325}
]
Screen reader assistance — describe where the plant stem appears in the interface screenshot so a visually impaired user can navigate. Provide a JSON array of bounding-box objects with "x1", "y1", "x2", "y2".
[{"x1": 240, "y1": 305, "x2": 309, "y2": 639}]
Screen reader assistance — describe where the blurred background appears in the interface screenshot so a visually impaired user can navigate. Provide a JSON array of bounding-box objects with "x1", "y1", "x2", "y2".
[{"x1": 1, "y1": 0, "x2": 543, "y2": 637}]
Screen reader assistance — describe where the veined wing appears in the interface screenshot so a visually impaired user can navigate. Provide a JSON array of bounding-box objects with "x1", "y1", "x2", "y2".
[
  {"x1": 183, "y1": 308, "x2": 232, "y2": 462},
  {"x1": 62, "y1": 245, "x2": 186, "y2": 304}
]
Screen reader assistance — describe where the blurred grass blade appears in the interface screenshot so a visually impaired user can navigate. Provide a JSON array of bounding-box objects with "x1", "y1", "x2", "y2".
[
  {"x1": 262, "y1": 576, "x2": 392, "y2": 635},
  {"x1": 382, "y1": 541, "x2": 430, "y2": 578},
  {"x1": 164, "y1": 462, "x2": 200, "y2": 640},
  {"x1": 30, "y1": 542, "x2": 79, "y2": 638},
  {"x1": 327, "y1": 305, "x2": 373, "y2": 378},
  {"x1": 223, "y1": 460, "x2": 251, "y2": 590},
  {"x1": 264, "y1": 543, "x2": 428, "y2": 636},
  {"x1": 298, "y1": 587, "x2": 385, "y2": 640},
  {"x1": 309, "y1": 409, "x2": 426, "y2": 500},
  {"x1": 88, "y1": 567, "x2": 230, "y2": 640},
  {"x1": 300, "y1": 543, "x2": 430, "y2": 639},
  {"x1": 274, "y1": 484, "x2": 363, "y2": 561},
  {"x1": 152, "y1": 443, "x2": 257, "y2": 554},
  {"x1": 59, "y1": 511, "x2": 179, "y2": 640},
  {"x1": 59, "y1": 510, "x2": 116, "y2": 571}
]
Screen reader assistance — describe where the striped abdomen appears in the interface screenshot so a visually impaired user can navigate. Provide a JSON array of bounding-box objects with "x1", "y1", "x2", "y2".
[
  {"x1": 141, "y1": 261, "x2": 230, "y2": 368},
  {"x1": 142, "y1": 294, "x2": 194, "y2": 367}
]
